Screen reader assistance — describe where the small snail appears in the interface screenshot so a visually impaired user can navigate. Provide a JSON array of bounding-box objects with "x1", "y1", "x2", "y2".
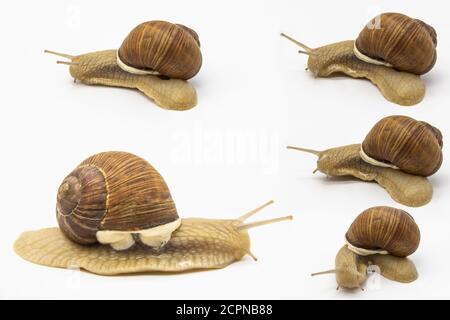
[
  {"x1": 312, "y1": 246, "x2": 418, "y2": 290},
  {"x1": 281, "y1": 12, "x2": 437, "y2": 106},
  {"x1": 361, "y1": 115, "x2": 443, "y2": 177},
  {"x1": 312, "y1": 207, "x2": 420, "y2": 289},
  {"x1": 15, "y1": 152, "x2": 292, "y2": 275},
  {"x1": 45, "y1": 20, "x2": 202, "y2": 110},
  {"x1": 287, "y1": 116, "x2": 442, "y2": 207}
]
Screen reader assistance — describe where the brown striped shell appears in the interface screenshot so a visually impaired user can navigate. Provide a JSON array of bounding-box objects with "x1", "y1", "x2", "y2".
[
  {"x1": 56, "y1": 151, "x2": 179, "y2": 245},
  {"x1": 361, "y1": 115, "x2": 443, "y2": 177},
  {"x1": 345, "y1": 206, "x2": 420, "y2": 257},
  {"x1": 117, "y1": 20, "x2": 202, "y2": 80},
  {"x1": 355, "y1": 12, "x2": 437, "y2": 75}
]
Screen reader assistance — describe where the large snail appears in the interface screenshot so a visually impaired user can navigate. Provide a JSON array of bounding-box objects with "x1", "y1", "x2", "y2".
[
  {"x1": 281, "y1": 12, "x2": 437, "y2": 106},
  {"x1": 287, "y1": 115, "x2": 443, "y2": 207},
  {"x1": 45, "y1": 20, "x2": 202, "y2": 110},
  {"x1": 14, "y1": 152, "x2": 292, "y2": 275},
  {"x1": 56, "y1": 151, "x2": 181, "y2": 250},
  {"x1": 312, "y1": 206, "x2": 420, "y2": 289}
]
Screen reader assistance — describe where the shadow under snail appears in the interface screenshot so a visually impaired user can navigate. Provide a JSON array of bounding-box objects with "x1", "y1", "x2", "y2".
[
  {"x1": 281, "y1": 12, "x2": 437, "y2": 106},
  {"x1": 45, "y1": 20, "x2": 202, "y2": 111},
  {"x1": 14, "y1": 151, "x2": 292, "y2": 275},
  {"x1": 287, "y1": 115, "x2": 443, "y2": 207},
  {"x1": 312, "y1": 206, "x2": 420, "y2": 290}
]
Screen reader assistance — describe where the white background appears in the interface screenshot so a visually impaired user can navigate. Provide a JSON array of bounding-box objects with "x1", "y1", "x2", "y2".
[{"x1": 0, "y1": 0, "x2": 449, "y2": 300}]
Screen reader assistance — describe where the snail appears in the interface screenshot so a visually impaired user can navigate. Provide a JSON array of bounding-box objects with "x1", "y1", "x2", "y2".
[
  {"x1": 55, "y1": 151, "x2": 181, "y2": 250},
  {"x1": 312, "y1": 207, "x2": 420, "y2": 289},
  {"x1": 361, "y1": 115, "x2": 443, "y2": 177},
  {"x1": 354, "y1": 13, "x2": 437, "y2": 75},
  {"x1": 345, "y1": 206, "x2": 420, "y2": 257},
  {"x1": 14, "y1": 152, "x2": 292, "y2": 275},
  {"x1": 286, "y1": 144, "x2": 432, "y2": 207},
  {"x1": 281, "y1": 12, "x2": 437, "y2": 106},
  {"x1": 287, "y1": 115, "x2": 442, "y2": 207},
  {"x1": 45, "y1": 20, "x2": 202, "y2": 110}
]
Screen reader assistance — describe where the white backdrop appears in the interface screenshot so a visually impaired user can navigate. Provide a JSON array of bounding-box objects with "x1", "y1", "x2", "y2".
[{"x1": 0, "y1": 0, "x2": 448, "y2": 299}]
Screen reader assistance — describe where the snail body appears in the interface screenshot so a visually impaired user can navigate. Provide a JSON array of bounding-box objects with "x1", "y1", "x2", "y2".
[
  {"x1": 45, "y1": 20, "x2": 201, "y2": 110},
  {"x1": 15, "y1": 151, "x2": 292, "y2": 275},
  {"x1": 280, "y1": 37, "x2": 425, "y2": 106},
  {"x1": 287, "y1": 115, "x2": 442, "y2": 207},
  {"x1": 332, "y1": 245, "x2": 368, "y2": 289},
  {"x1": 312, "y1": 246, "x2": 418, "y2": 289},
  {"x1": 281, "y1": 12, "x2": 437, "y2": 106},
  {"x1": 15, "y1": 210, "x2": 291, "y2": 275},
  {"x1": 361, "y1": 116, "x2": 443, "y2": 177},
  {"x1": 368, "y1": 252, "x2": 419, "y2": 284},
  {"x1": 313, "y1": 207, "x2": 420, "y2": 289},
  {"x1": 49, "y1": 50, "x2": 197, "y2": 110},
  {"x1": 46, "y1": 50, "x2": 197, "y2": 110},
  {"x1": 287, "y1": 144, "x2": 433, "y2": 207}
]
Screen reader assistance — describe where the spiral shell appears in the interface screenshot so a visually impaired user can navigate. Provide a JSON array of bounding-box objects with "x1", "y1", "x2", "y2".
[
  {"x1": 345, "y1": 206, "x2": 420, "y2": 257},
  {"x1": 354, "y1": 12, "x2": 437, "y2": 75},
  {"x1": 117, "y1": 20, "x2": 202, "y2": 80},
  {"x1": 56, "y1": 152, "x2": 179, "y2": 249},
  {"x1": 361, "y1": 115, "x2": 443, "y2": 177}
]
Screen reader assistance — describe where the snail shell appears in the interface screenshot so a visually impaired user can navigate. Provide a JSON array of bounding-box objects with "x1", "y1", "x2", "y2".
[
  {"x1": 361, "y1": 115, "x2": 443, "y2": 177},
  {"x1": 117, "y1": 21, "x2": 202, "y2": 80},
  {"x1": 56, "y1": 151, "x2": 180, "y2": 251},
  {"x1": 354, "y1": 12, "x2": 437, "y2": 75},
  {"x1": 345, "y1": 206, "x2": 420, "y2": 257}
]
